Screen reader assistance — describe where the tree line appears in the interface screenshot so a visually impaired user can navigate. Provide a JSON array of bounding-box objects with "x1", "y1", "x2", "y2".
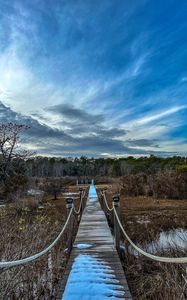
[
  {"x1": 25, "y1": 155, "x2": 187, "y2": 178},
  {"x1": 0, "y1": 122, "x2": 187, "y2": 200}
]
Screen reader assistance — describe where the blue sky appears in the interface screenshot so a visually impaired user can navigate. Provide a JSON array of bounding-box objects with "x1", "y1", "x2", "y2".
[{"x1": 0, "y1": 0, "x2": 187, "y2": 157}]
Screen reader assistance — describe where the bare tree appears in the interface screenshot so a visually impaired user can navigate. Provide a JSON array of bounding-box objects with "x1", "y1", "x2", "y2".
[{"x1": 0, "y1": 123, "x2": 32, "y2": 185}]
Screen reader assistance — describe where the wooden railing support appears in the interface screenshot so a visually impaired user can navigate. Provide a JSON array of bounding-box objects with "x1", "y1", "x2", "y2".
[
  {"x1": 104, "y1": 187, "x2": 108, "y2": 213},
  {"x1": 66, "y1": 197, "x2": 73, "y2": 252},
  {"x1": 100, "y1": 190, "x2": 104, "y2": 210},
  {"x1": 101, "y1": 187, "x2": 107, "y2": 213},
  {"x1": 113, "y1": 194, "x2": 120, "y2": 255},
  {"x1": 79, "y1": 187, "x2": 83, "y2": 216}
]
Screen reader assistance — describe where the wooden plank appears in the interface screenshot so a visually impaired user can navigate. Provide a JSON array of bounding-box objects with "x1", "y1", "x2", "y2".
[{"x1": 58, "y1": 185, "x2": 132, "y2": 300}]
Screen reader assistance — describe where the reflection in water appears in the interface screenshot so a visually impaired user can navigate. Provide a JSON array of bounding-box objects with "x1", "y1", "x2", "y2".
[
  {"x1": 150, "y1": 228, "x2": 187, "y2": 251},
  {"x1": 63, "y1": 254, "x2": 126, "y2": 300},
  {"x1": 128, "y1": 228, "x2": 187, "y2": 256}
]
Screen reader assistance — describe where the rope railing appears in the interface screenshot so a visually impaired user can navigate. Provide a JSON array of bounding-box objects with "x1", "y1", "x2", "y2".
[
  {"x1": 0, "y1": 208, "x2": 73, "y2": 269},
  {"x1": 102, "y1": 191, "x2": 187, "y2": 264},
  {"x1": 73, "y1": 190, "x2": 86, "y2": 215},
  {"x1": 113, "y1": 207, "x2": 187, "y2": 264},
  {"x1": 101, "y1": 191, "x2": 114, "y2": 212}
]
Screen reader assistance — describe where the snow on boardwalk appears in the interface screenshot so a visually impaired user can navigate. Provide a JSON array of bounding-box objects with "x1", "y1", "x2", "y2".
[{"x1": 58, "y1": 185, "x2": 132, "y2": 300}]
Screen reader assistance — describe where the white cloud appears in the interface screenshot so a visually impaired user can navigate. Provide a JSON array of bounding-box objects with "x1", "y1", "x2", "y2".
[
  {"x1": 157, "y1": 139, "x2": 187, "y2": 154},
  {"x1": 124, "y1": 105, "x2": 187, "y2": 128}
]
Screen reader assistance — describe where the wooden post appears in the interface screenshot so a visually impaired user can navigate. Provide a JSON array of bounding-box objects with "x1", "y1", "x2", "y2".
[
  {"x1": 113, "y1": 194, "x2": 120, "y2": 255},
  {"x1": 66, "y1": 197, "x2": 73, "y2": 252},
  {"x1": 79, "y1": 187, "x2": 83, "y2": 216},
  {"x1": 103, "y1": 187, "x2": 108, "y2": 214},
  {"x1": 100, "y1": 189, "x2": 104, "y2": 210}
]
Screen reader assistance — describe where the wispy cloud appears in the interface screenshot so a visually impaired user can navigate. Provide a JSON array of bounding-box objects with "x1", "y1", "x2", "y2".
[
  {"x1": 0, "y1": 0, "x2": 187, "y2": 156},
  {"x1": 129, "y1": 105, "x2": 187, "y2": 127}
]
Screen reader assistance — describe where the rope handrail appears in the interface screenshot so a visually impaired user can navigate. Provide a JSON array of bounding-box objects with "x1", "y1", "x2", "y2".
[
  {"x1": 102, "y1": 191, "x2": 187, "y2": 263},
  {"x1": 0, "y1": 208, "x2": 73, "y2": 268},
  {"x1": 73, "y1": 191, "x2": 85, "y2": 215},
  {"x1": 113, "y1": 207, "x2": 187, "y2": 264},
  {"x1": 102, "y1": 192, "x2": 114, "y2": 212}
]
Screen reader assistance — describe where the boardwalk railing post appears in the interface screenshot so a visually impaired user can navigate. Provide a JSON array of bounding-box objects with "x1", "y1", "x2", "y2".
[
  {"x1": 103, "y1": 187, "x2": 107, "y2": 213},
  {"x1": 100, "y1": 189, "x2": 104, "y2": 210},
  {"x1": 66, "y1": 197, "x2": 73, "y2": 252},
  {"x1": 79, "y1": 187, "x2": 83, "y2": 216},
  {"x1": 82, "y1": 188, "x2": 85, "y2": 211},
  {"x1": 113, "y1": 194, "x2": 120, "y2": 255}
]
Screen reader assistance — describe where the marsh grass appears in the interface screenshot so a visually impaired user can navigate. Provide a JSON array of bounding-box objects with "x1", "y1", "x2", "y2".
[
  {"x1": 97, "y1": 185, "x2": 187, "y2": 300},
  {"x1": 0, "y1": 187, "x2": 85, "y2": 299},
  {"x1": 121, "y1": 242, "x2": 187, "y2": 300}
]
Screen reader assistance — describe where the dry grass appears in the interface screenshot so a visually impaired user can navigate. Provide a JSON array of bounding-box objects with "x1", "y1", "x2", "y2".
[
  {"x1": 0, "y1": 185, "x2": 88, "y2": 299},
  {"x1": 121, "y1": 247, "x2": 187, "y2": 300}
]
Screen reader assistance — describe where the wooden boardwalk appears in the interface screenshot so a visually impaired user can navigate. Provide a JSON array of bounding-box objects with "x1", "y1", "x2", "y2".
[{"x1": 58, "y1": 185, "x2": 132, "y2": 300}]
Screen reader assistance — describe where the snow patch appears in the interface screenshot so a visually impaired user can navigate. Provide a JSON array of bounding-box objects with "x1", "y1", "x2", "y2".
[
  {"x1": 62, "y1": 254, "x2": 126, "y2": 299},
  {"x1": 74, "y1": 243, "x2": 93, "y2": 249}
]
